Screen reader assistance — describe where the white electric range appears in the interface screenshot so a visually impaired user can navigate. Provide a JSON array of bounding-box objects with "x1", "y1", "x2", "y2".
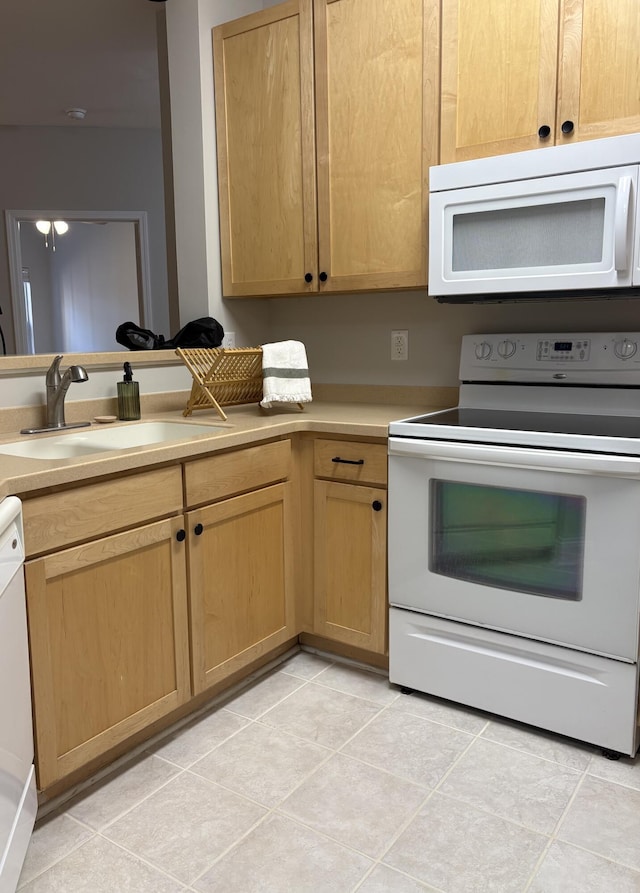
[{"x1": 388, "y1": 332, "x2": 640, "y2": 757}]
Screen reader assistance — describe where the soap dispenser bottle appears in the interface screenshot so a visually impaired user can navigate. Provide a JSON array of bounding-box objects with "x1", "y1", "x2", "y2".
[{"x1": 117, "y1": 362, "x2": 141, "y2": 420}]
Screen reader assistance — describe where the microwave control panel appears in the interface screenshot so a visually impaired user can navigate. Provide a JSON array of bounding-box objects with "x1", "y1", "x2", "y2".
[{"x1": 460, "y1": 332, "x2": 640, "y2": 384}]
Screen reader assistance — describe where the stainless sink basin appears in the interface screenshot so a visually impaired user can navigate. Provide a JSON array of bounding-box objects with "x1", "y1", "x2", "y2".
[{"x1": 0, "y1": 421, "x2": 226, "y2": 460}]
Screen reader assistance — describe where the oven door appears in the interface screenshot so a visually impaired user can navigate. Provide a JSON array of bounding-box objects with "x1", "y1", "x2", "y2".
[{"x1": 388, "y1": 437, "x2": 640, "y2": 661}]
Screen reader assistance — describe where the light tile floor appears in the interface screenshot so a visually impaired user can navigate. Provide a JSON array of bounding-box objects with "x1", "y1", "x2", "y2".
[{"x1": 17, "y1": 650, "x2": 640, "y2": 892}]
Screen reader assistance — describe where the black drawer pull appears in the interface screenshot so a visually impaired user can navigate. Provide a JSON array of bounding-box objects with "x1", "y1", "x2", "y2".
[
  {"x1": 319, "y1": 271, "x2": 328, "y2": 282},
  {"x1": 537, "y1": 124, "x2": 551, "y2": 139},
  {"x1": 194, "y1": 523, "x2": 204, "y2": 536},
  {"x1": 332, "y1": 456, "x2": 364, "y2": 465},
  {"x1": 176, "y1": 529, "x2": 186, "y2": 542},
  {"x1": 304, "y1": 272, "x2": 313, "y2": 283},
  {"x1": 372, "y1": 500, "x2": 383, "y2": 512},
  {"x1": 561, "y1": 119, "x2": 574, "y2": 134}
]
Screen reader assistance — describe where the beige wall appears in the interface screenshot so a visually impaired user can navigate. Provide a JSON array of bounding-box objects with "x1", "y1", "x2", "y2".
[{"x1": 269, "y1": 291, "x2": 640, "y2": 387}]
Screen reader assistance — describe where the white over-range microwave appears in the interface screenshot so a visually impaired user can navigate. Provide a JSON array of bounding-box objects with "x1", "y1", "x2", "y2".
[{"x1": 429, "y1": 133, "x2": 640, "y2": 301}]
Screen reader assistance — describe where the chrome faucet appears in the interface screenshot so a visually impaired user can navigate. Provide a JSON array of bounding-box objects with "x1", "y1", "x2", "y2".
[{"x1": 21, "y1": 355, "x2": 91, "y2": 434}]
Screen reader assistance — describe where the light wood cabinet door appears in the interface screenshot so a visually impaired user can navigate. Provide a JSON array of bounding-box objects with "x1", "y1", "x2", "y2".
[
  {"x1": 314, "y1": 479, "x2": 387, "y2": 654},
  {"x1": 213, "y1": 1, "x2": 317, "y2": 296},
  {"x1": 26, "y1": 517, "x2": 190, "y2": 790},
  {"x1": 214, "y1": 0, "x2": 437, "y2": 297},
  {"x1": 440, "y1": 0, "x2": 560, "y2": 163},
  {"x1": 188, "y1": 483, "x2": 296, "y2": 693},
  {"x1": 557, "y1": 0, "x2": 640, "y2": 143},
  {"x1": 315, "y1": 0, "x2": 436, "y2": 291}
]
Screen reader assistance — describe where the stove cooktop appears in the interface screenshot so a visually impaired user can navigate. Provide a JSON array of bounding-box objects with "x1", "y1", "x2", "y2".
[
  {"x1": 402, "y1": 407, "x2": 640, "y2": 440},
  {"x1": 389, "y1": 332, "x2": 640, "y2": 455}
]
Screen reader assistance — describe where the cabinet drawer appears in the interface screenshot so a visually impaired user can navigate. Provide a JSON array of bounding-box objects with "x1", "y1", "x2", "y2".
[
  {"x1": 314, "y1": 439, "x2": 387, "y2": 486},
  {"x1": 22, "y1": 467, "x2": 183, "y2": 557},
  {"x1": 184, "y1": 439, "x2": 291, "y2": 507}
]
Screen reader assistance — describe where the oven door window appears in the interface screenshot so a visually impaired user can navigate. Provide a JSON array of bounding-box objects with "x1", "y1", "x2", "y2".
[{"x1": 430, "y1": 481, "x2": 585, "y2": 600}]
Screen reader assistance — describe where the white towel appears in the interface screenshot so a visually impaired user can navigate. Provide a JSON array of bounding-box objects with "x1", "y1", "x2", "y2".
[{"x1": 260, "y1": 340, "x2": 312, "y2": 409}]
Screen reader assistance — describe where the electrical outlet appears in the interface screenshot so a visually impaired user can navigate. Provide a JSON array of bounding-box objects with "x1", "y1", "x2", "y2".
[
  {"x1": 222, "y1": 332, "x2": 236, "y2": 348},
  {"x1": 391, "y1": 329, "x2": 408, "y2": 361}
]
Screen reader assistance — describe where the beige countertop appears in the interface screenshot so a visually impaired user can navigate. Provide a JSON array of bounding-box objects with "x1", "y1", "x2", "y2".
[{"x1": 0, "y1": 400, "x2": 444, "y2": 499}]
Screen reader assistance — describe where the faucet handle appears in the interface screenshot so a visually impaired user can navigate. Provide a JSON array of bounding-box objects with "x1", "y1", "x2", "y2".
[{"x1": 46, "y1": 355, "x2": 64, "y2": 387}]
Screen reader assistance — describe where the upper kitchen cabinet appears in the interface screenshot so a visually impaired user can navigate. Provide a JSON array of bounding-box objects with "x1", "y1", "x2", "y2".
[
  {"x1": 440, "y1": 0, "x2": 640, "y2": 164},
  {"x1": 557, "y1": 0, "x2": 640, "y2": 144},
  {"x1": 440, "y1": 0, "x2": 559, "y2": 162},
  {"x1": 213, "y1": 2, "x2": 318, "y2": 297},
  {"x1": 213, "y1": 0, "x2": 438, "y2": 297},
  {"x1": 314, "y1": 0, "x2": 436, "y2": 292}
]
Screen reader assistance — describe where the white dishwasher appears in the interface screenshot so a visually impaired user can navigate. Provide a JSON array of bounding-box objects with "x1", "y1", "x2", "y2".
[{"x1": 0, "y1": 497, "x2": 36, "y2": 893}]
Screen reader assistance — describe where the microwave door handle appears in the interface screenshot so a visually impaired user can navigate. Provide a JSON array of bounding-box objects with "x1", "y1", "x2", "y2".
[
  {"x1": 389, "y1": 437, "x2": 640, "y2": 475},
  {"x1": 614, "y1": 175, "x2": 633, "y2": 272}
]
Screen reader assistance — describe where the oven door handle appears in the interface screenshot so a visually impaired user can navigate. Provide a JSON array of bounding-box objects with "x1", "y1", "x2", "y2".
[{"x1": 389, "y1": 437, "x2": 640, "y2": 475}]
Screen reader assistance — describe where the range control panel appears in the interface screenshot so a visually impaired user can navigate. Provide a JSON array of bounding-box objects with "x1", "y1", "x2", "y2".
[
  {"x1": 536, "y1": 338, "x2": 591, "y2": 361},
  {"x1": 460, "y1": 332, "x2": 640, "y2": 384}
]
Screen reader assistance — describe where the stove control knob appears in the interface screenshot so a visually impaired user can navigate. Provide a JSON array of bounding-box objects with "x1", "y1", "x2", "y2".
[
  {"x1": 497, "y1": 339, "x2": 516, "y2": 359},
  {"x1": 614, "y1": 338, "x2": 637, "y2": 359},
  {"x1": 475, "y1": 341, "x2": 492, "y2": 360}
]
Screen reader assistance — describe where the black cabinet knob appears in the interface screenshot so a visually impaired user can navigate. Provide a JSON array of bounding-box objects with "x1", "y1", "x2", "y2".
[
  {"x1": 538, "y1": 124, "x2": 551, "y2": 139},
  {"x1": 176, "y1": 529, "x2": 186, "y2": 542},
  {"x1": 194, "y1": 523, "x2": 204, "y2": 536},
  {"x1": 372, "y1": 500, "x2": 383, "y2": 512},
  {"x1": 561, "y1": 120, "x2": 574, "y2": 134},
  {"x1": 304, "y1": 273, "x2": 313, "y2": 283},
  {"x1": 319, "y1": 272, "x2": 328, "y2": 282}
]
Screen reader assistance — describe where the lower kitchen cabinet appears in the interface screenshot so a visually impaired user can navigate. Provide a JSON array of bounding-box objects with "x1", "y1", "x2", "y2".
[
  {"x1": 25, "y1": 516, "x2": 191, "y2": 790},
  {"x1": 187, "y1": 482, "x2": 296, "y2": 693},
  {"x1": 312, "y1": 438, "x2": 388, "y2": 654},
  {"x1": 20, "y1": 432, "x2": 387, "y2": 793}
]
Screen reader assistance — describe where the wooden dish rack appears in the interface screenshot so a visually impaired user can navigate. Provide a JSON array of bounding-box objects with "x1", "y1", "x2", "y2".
[{"x1": 176, "y1": 347, "x2": 264, "y2": 421}]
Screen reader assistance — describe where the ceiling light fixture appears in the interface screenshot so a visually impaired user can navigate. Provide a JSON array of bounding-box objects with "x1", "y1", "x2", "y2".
[
  {"x1": 35, "y1": 220, "x2": 69, "y2": 251},
  {"x1": 65, "y1": 108, "x2": 87, "y2": 120}
]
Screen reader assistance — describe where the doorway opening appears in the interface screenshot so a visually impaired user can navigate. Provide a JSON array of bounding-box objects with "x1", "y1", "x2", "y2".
[{"x1": 5, "y1": 209, "x2": 153, "y2": 354}]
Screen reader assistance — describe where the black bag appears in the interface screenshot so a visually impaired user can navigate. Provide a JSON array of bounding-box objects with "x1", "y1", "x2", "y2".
[
  {"x1": 116, "y1": 317, "x2": 224, "y2": 351},
  {"x1": 166, "y1": 317, "x2": 225, "y2": 349},
  {"x1": 115, "y1": 321, "x2": 166, "y2": 351}
]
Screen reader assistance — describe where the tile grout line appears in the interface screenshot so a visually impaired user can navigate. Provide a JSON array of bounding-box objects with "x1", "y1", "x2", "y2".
[
  {"x1": 347, "y1": 711, "x2": 489, "y2": 891},
  {"x1": 476, "y1": 728, "x2": 597, "y2": 770},
  {"x1": 16, "y1": 823, "x2": 97, "y2": 890},
  {"x1": 350, "y1": 860, "x2": 446, "y2": 893},
  {"x1": 521, "y1": 763, "x2": 590, "y2": 892},
  {"x1": 70, "y1": 762, "x2": 189, "y2": 835},
  {"x1": 364, "y1": 726, "x2": 484, "y2": 880},
  {"x1": 93, "y1": 830, "x2": 193, "y2": 889},
  {"x1": 149, "y1": 715, "x2": 255, "y2": 772},
  {"x1": 222, "y1": 676, "x2": 311, "y2": 722}
]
